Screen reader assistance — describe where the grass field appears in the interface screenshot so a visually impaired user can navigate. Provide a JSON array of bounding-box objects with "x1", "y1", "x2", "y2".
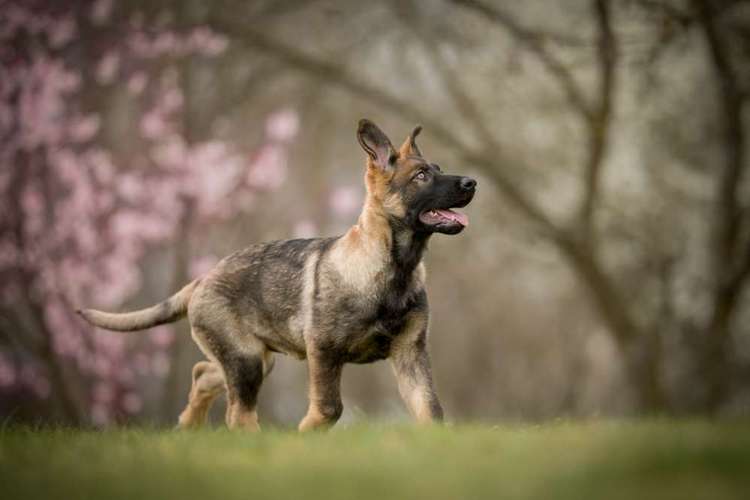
[{"x1": 1, "y1": 420, "x2": 749, "y2": 500}]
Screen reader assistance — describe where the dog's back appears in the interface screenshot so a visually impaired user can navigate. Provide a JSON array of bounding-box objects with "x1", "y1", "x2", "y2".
[{"x1": 191, "y1": 237, "x2": 336, "y2": 359}]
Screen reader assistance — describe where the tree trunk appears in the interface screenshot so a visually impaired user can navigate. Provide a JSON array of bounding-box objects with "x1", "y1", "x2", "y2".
[
  {"x1": 702, "y1": 290, "x2": 737, "y2": 413},
  {"x1": 159, "y1": 198, "x2": 194, "y2": 424},
  {"x1": 560, "y1": 237, "x2": 669, "y2": 413},
  {"x1": 693, "y1": 0, "x2": 748, "y2": 413},
  {"x1": 622, "y1": 332, "x2": 668, "y2": 414}
]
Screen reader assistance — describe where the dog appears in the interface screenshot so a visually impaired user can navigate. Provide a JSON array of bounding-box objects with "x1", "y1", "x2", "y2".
[{"x1": 78, "y1": 119, "x2": 476, "y2": 431}]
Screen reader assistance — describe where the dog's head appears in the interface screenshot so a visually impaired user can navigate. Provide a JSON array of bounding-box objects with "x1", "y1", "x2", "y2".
[{"x1": 357, "y1": 119, "x2": 476, "y2": 235}]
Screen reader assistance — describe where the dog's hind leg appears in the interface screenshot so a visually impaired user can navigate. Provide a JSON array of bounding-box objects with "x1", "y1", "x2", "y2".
[
  {"x1": 223, "y1": 353, "x2": 264, "y2": 431},
  {"x1": 222, "y1": 346, "x2": 275, "y2": 431},
  {"x1": 177, "y1": 360, "x2": 225, "y2": 429},
  {"x1": 189, "y1": 317, "x2": 271, "y2": 431},
  {"x1": 218, "y1": 334, "x2": 270, "y2": 432}
]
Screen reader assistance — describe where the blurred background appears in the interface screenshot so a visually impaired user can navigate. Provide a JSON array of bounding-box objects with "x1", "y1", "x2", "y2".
[{"x1": 1, "y1": 0, "x2": 748, "y2": 428}]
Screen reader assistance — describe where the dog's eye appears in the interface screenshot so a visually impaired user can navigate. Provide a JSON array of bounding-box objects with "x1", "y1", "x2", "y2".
[{"x1": 414, "y1": 171, "x2": 427, "y2": 182}]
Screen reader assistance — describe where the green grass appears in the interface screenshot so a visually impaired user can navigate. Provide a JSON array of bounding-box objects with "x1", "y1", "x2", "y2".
[{"x1": 1, "y1": 420, "x2": 749, "y2": 500}]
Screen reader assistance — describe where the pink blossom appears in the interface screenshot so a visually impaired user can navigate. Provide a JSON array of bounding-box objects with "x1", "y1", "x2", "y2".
[
  {"x1": 69, "y1": 114, "x2": 100, "y2": 142},
  {"x1": 189, "y1": 27, "x2": 229, "y2": 56},
  {"x1": 93, "y1": 355, "x2": 112, "y2": 378},
  {"x1": 74, "y1": 222, "x2": 99, "y2": 255},
  {"x1": 2, "y1": 1, "x2": 299, "y2": 424},
  {"x1": 190, "y1": 255, "x2": 218, "y2": 278},
  {"x1": 127, "y1": 31, "x2": 151, "y2": 57},
  {"x1": 116, "y1": 174, "x2": 145, "y2": 203},
  {"x1": 94, "y1": 330, "x2": 125, "y2": 354},
  {"x1": 117, "y1": 367, "x2": 135, "y2": 385},
  {"x1": 134, "y1": 353, "x2": 151, "y2": 375},
  {"x1": 17, "y1": 57, "x2": 79, "y2": 149},
  {"x1": 51, "y1": 325, "x2": 84, "y2": 357},
  {"x1": 20, "y1": 364, "x2": 51, "y2": 399},
  {"x1": 93, "y1": 381, "x2": 115, "y2": 403},
  {"x1": 95, "y1": 52, "x2": 120, "y2": 84},
  {"x1": 153, "y1": 32, "x2": 178, "y2": 55},
  {"x1": 266, "y1": 109, "x2": 300, "y2": 142},
  {"x1": 87, "y1": 149, "x2": 116, "y2": 184},
  {"x1": 0, "y1": 352, "x2": 16, "y2": 388},
  {"x1": 49, "y1": 148, "x2": 80, "y2": 184},
  {"x1": 139, "y1": 214, "x2": 175, "y2": 242},
  {"x1": 127, "y1": 72, "x2": 148, "y2": 94},
  {"x1": 122, "y1": 392, "x2": 143, "y2": 413},
  {"x1": 0, "y1": 241, "x2": 20, "y2": 268},
  {"x1": 151, "y1": 134, "x2": 186, "y2": 169},
  {"x1": 21, "y1": 183, "x2": 45, "y2": 215},
  {"x1": 140, "y1": 110, "x2": 168, "y2": 139},
  {"x1": 150, "y1": 326, "x2": 175, "y2": 348},
  {"x1": 162, "y1": 87, "x2": 184, "y2": 113},
  {"x1": 91, "y1": 0, "x2": 114, "y2": 26},
  {"x1": 329, "y1": 186, "x2": 363, "y2": 218},
  {"x1": 151, "y1": 352, "x2": 170, "y2": 376},
  {"x1": 246, "y1": 144, "x2": 287, "y2": 190},
  {"x1": 47, "y1": 301, "x2": 84, "y2": 356},
  {"x1": 96, "y1": 261, "x2": 141, "y2": 306},
  {"x1": 188, "y1": 142, "x2": 245, "y2": 212},
  {"x1": 48, "y1": 16, "x2": 76, "y2": 48},
  {"x1": 59, "y1": 66, "x2": 82, "y2": 93}
]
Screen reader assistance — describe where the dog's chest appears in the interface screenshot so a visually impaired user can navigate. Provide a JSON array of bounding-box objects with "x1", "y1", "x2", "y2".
[{"x1": 340, "y1": 285, "x2": 427, "y2": 364}]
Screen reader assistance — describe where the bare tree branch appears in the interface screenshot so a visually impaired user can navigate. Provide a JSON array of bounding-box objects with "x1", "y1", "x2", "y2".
[
  {"x1": 451, "y1": 0, "x2": 619, "y2": 241},
  {"x1": 451, "y1": 0, "x2": 593, "y2": 119},
  {"x1": 579, "y1": 0, "x2": 617, "y2": 235},
  {"x1": 451, "y1": 0, "x2": 595, "y2": 48},
  {"x1": 395, "y1": 1, "x2": 501, "y2": 153}
]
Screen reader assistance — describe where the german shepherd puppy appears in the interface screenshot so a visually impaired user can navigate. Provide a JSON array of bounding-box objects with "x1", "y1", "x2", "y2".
[{"x1": 78, "y1": 119, "x2": 476, "y2": 431}]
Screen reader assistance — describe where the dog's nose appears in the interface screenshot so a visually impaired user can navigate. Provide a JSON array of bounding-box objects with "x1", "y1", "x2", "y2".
[{"x1": 460, "y1": 177, "x2": 476, "y2": 191}]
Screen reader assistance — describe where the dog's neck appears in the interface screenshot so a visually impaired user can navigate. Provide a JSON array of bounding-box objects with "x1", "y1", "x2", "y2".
[
  {"x1": 387, "y1": 217, "x2": 430, "y2": 279},
  {"x1": 349, "y1": 193, "x2": 430, "y2": 279}
]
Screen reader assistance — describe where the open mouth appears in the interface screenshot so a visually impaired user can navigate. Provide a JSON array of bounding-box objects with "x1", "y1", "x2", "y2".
[{"x1": 418, "y1": 208, "x2": 469, "y2": 228}]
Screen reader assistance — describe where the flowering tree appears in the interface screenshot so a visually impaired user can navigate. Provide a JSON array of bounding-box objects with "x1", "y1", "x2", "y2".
[{"x1": 0, "y1": 0, "x2": 298, "y2": 425}]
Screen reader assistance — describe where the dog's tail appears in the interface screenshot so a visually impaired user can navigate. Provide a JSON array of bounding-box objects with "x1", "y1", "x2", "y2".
[{"x1": 76, "y1": 280, "x2": 201, "y2": 332}]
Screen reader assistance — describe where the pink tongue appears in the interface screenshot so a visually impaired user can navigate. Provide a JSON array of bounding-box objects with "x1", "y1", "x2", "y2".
[{"x1": 436, "y1": 209, "x2": 469, "y2": 227}]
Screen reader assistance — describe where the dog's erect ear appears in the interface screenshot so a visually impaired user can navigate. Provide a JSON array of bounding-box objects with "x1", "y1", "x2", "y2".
[
  {"x1": 357, "y1": 119, "x2": 397, "y2": 170},
  {"x1": 399, "y1": 125, "x2": 422, "y2": 158}
]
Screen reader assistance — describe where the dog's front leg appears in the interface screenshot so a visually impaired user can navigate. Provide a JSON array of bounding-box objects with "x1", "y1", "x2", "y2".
[
  {"x1": 390, "y1": 325, "x2": 444, "y2": 423},
  {"x1": 299, "y1": 348, "x2": 343, "y2": 431}
]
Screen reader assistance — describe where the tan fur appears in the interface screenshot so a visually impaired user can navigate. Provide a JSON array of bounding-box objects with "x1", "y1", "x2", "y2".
[
  {"x1": 177, "y1": 361, "x2": 224, "y2": 429},
  {"x1": 78, "y1": 280, "x2": 200, "y2": 331},
  {"x1": 226, "y1": 403, "x2": 260, "y2": 431}
]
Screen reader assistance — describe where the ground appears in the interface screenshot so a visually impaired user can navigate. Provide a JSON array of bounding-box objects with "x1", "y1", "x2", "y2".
[{"x1": 1, "y1": 420, "x2": 748, "y2": 499}]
